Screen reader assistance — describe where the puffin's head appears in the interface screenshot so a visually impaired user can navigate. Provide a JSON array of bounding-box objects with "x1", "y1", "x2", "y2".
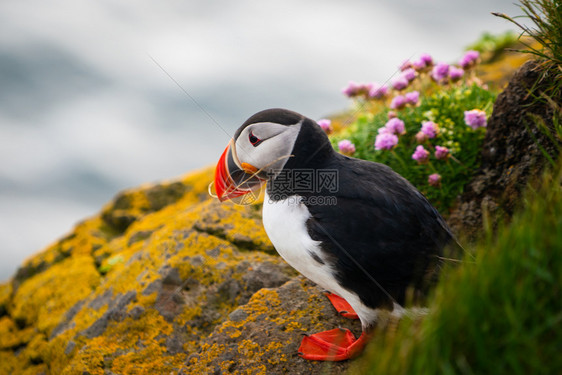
[{"x1": 214, "y1": 108, "x2": 319, "y2": 203}]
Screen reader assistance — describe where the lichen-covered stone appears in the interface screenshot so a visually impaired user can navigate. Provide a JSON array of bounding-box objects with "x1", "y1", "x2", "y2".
[
  {"x1": 183, "y1": 277, "x2": 361, "y2": 374},
  {"x1": 1, "y1": 167, "x2": 345, "y2": 374}
]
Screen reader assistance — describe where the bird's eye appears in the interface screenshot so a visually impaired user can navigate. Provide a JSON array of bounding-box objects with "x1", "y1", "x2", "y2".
[{"x1": 249, "y1": 131, "x2": 262, "y2": 147}]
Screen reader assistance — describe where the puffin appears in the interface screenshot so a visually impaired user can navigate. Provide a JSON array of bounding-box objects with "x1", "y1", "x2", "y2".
[{"x1": 213, "y1": 108, "x2": 455, "y2": 361}]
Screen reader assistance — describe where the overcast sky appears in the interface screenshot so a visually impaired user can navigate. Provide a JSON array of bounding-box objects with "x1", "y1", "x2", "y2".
[{"x1": 0, "y1": 0, "x2": 517, "y2": 281}]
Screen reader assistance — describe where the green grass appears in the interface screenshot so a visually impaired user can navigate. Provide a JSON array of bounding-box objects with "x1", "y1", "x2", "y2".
[
  {"x1": 348, "y1": 164, "x2": 562, "y2": 374},
  {"x1": 494, "y1": 0, "x2": 562, "y2": 98},
  {"x1": 466, "y1": 31, "x2": 519, "y2": 63}
]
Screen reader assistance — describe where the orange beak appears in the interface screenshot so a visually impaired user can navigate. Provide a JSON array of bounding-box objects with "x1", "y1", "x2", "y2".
[{"x1": 214, "y1": 140, "x2": 265, "y2": 203}]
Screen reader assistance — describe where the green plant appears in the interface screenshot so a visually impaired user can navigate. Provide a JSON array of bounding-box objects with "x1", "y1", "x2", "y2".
[
  {"x1": 493, "y1": 1, "x2": 562, "y2": 167},
  {"x1": 527, "y1": 94, "x2": 562, "y2": 166},
  {"x1": 332, "y1": 54, "x2": 496, "y2": 214},
  {"x1": 493, "y1": 0, "x2": 562, "y2": 97},
  {"x1": 466, "y1": 31, "x2": 519, "y2": 63},
  {"x1": 349, "y1": 162, "x2": 562, "y2": 375}
]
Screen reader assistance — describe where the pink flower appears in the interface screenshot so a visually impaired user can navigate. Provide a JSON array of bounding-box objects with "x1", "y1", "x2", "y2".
[
  {"x1": 405, "y1": 91, "x2": 420, "y2": 106},
  {"x1": 387, "y1": 111, "x2": 398, "y2": 119},
  {"x1": 435, "y1": 145, "x2": 450, "y2": 160},
  {"x1": 385, "y1": 118, "x2": 406, "y2": 135},
  {"x1": 390, "y1": 95, "x2": 407, "y2": 110},
  {"x1": 448, "y1": 66, "x2": 464, "y2": 82},
  {"x1": 317, "y1": 119, "x2": 333, "y2": 134},
  {"x1": 431, "y1": 62, "x2": 450, "y2": 83},
  {"x1": 412, "y1": 145, "x2": 430, "y2": 164},
  {"x1": 402, "y1": 68, "x2": 417, "y2": 82},
  {"x1": 412, "y1": 58, "x2": 426, "y2": 71},
  {"x1": 415, "y1": 131, "x2": 428, "y2": 143},
  {"x1": 421, "y1": 121, "x2": 438, "y2": 138},
  {"x1": 459, "y1": 50, "x2": 480, "y2": 69},
  {"x1": 375, "y1": 132, "x2": 398, "y2": 150},
  {"x1": 338, "y1": 139, "x2": 356, "y2": 155},
  {"x1": 411, "y1": 54, "x2": 433, "y2": 71},
  {"x1": 368, "y1": 83, "x2": 389, "y2": 99},
  {"x1": 420, "y1": 53, "x2": 434, "y2": 66},
  {"x1": 399, "y1": 59, "x2": 412, "y2": 71},
  {"x1": 391, "y1": 76, "x2": 409, "y2": 90},
  {"x1": 342, "y1": 81, "x2": 371, "y2": 97},
  {"x1": 342, "y1": 81, "x2": 361, "y2": 97},
  {"x1": 464, "y1": 109, "x2": 487, "y2": 129},
  {"x1": 428, "y1": 173, "x2": 442, "y2": 187}
]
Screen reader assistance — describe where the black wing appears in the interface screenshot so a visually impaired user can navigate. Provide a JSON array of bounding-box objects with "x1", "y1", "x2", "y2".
[{"x1": 304, "y1": 154, "x2": 453, "y2": 309}]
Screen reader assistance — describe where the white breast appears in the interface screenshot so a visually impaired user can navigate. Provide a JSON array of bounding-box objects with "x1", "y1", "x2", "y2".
[
  {"x1": 262, "y1": 191, "x2": 381, "y2": 327},
  {"x1": 262, "y1": 192, "x2": 335, "y2": 290}
]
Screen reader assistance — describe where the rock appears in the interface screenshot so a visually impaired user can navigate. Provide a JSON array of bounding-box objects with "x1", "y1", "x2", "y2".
[
  {"x1": 183, "y1": 277, "x2": 360, "y2": 374},
  {"x1": 449, "y1": 60, "x2": 559, "y2": 240},
  {"x1": 0, "y1": 167, "x2": 304, "y2": 374}
]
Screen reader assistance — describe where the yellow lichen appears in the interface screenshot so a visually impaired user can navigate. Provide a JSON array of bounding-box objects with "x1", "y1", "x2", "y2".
[
  {"x1": 237, "y1": 339, "x2": 260, "y2": 359},
  {"x1": 0, "y1": 167, "x2": 292, "y2": 374},
  {"x1": 284, "y1": 320, "x2": 302, "y2": 332},
  {"x1": 0, "y1": 316, "x2": 35, "y2": 350},
  {"x1": 11, "y1": 255, "x2": 100, "y2": 334},
  {"x1": 0, "y1": 282, "x2": 12, "y2": 310}
]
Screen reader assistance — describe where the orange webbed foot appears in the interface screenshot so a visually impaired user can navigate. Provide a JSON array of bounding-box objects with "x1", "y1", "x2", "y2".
[
  {"x1": 324, "y1": 292, "x2": 359, "y2": 319},
  {"x1": 298, "y1": 328, "x2": 368, "y2": 361}
]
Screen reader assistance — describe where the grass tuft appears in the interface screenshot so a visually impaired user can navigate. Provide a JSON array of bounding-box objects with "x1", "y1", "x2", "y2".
[
  {"x1": 349, "y1": 160, "x2": 562, "y2": 375},
  {"x1": 493, "y1": 0, "x2": 562, "y2": 97}
]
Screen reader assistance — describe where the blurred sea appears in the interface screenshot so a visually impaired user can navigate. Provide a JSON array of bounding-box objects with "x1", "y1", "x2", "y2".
[{"x1": 0, "y1": 0, "x2": 516, "y2": 281}]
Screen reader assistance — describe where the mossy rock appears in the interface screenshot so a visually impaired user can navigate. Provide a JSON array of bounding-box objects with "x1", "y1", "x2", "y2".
[
  {"x1": 0, "y1": 167, "x2": 365, "y2": 374},
  {"x1": 184, "y1": 277, "x2": 361, "y2": 374}
]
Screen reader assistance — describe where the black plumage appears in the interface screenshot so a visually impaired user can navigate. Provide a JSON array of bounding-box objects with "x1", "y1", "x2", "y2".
[{"x1": 265, "y1": 110, "x2": 454, "y2": 313}]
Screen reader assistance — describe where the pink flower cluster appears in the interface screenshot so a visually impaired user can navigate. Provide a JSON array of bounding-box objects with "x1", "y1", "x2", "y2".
[
  {"x1": 412, "y1": 145, "x2": 430, "y2": 164},
  {"x1": 421, "y1": 121, "x2": 438, "y2": 138},
  {"x1": 391, "y1": 68, "x2": 417, "y2": 91},
  {"x1": 342, "y1": 81, "x2": 389, "y2": 99},
  {"x1": 342, "y1": 81, "x2": 369, "y2": 97},
  {"x1": 434, "y1": 145, "x2": 450, "y2": 160},
  {"x1": 338, "y1": 139, "x2": 356, "y2": 155},
  {"x1": 408, "y1": 53, "x2": 434, "y2": 72},
  {"x1": 412, "y1": 121, "x2": 449, "y2": 165},
  {"x1": 464, "y1": 109, "x2": 487, "y2": 129},
  {"x1": 430, "y1": 52, "x2": 481, "y2": 85},
  {"x1": 431, "y1": 62, "x2": 466, "y2": 84},
  {"x1": 383, "y1": 118, "x2": 406, "y2": 135},
  {"x1": 374, "y1": 117, "x2": 407, "y2": 150},
  {"x1": 459, "y1": 50, "x2": 480, "y2": 69},
  {"x1": 374, "y1": 132, "x2": 398, "y2": 151},
  {"x1": 428, "y1": 173, "x2": 442, "y2": 187},
  {"x1": 340, "y1": 51, "x2": 489, "y2": 190},
  {"x1": 317, "y1": 119, "x2": 333, "y2": 134},
  {"x1": 390, "y1": 91, "x2": 420, "y2": 110},
  {"x1": 346, "y1": 54, "x2": 433, "y2": 102}
]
